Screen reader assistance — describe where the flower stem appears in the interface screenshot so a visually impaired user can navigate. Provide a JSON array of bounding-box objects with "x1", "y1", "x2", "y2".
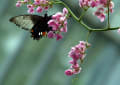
[
  {"x1": 78, "y1": 9, "x2": 88, "y2": 22},
  {"x1": 53, "y1": 1, "x2": 79, "y2": 21},
  {"x1": 79, "y1": 21, "x2": 119, "y2": 32},
  {"x1": 53, "y1": 1, "x2": 119, "y2": 32},
  {"x1": 86, "y1": 31, "x2": 92, "y2": 42}
]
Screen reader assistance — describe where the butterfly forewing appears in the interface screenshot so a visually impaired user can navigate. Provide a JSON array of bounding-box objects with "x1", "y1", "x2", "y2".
[
  {"x1": 10, "y1": 14, "x2": 52, "y2": 40},
  {"x1": 9, "y1": 15, "x2": 43, "y2": 30}
]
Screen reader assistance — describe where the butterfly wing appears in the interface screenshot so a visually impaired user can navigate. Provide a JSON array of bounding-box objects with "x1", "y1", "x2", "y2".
[{"x1": 9, "y1": 15, "x2": 43, "y2": 30}]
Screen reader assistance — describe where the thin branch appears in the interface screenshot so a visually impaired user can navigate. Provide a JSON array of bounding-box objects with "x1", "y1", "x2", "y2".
[
  {"x1": 78, "y1": 9, "x2": 88, "y2": 22},
  {"x1": 53, "y1": 1, "x2": 119, "y2": 32},
  {"x1": 79, "y1": 21, "x2": 119, "y2": 32},
  {"x1": 86, "y1": 31, "x2": 92, "y2": 42},
  {"x1": 53, "y1": 1, "x2": 79, "y2": 21}
]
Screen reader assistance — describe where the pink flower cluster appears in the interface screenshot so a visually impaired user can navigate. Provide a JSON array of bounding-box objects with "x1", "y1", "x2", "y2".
[
  {"x1": 16, "y1": 0, "x2": 51, "y2": 14},
  {"x1": 65, "y1": 41, "x2": 90, "y2": 76},
  {"x1": 47, "y1": 8, "x2": 68, "y2": 40},
  {"x1": 79, "y1": 0, "x2": 114, "y2": 22}
]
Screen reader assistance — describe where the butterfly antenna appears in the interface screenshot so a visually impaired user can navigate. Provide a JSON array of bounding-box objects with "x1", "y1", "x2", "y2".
[
  {"x1": 44, "y1": 10, "x2": 48, "y2": 17},
  {"x1": 44, "y1": 13, "x2": 47, "y2": 18}
]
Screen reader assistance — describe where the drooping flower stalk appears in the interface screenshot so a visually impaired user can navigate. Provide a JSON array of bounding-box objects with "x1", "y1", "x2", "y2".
[{"x1": 65, "y1": 41, "x2": 90, "y2": 76}]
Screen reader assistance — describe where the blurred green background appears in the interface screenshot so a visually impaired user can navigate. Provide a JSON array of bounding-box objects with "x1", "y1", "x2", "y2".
[{"x1": 0, "y1": 0, "x2": 120, "y2": 85}]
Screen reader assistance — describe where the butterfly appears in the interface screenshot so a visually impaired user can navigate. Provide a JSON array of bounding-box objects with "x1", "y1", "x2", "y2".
[{"x1": 9, "y1": 14, "x2": 52, "y2": 40}]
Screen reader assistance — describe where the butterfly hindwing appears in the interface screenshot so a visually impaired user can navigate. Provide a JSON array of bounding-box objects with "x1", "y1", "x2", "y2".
[{"x1": 9, "y1": 15, "x2": 43, "y2": 30}]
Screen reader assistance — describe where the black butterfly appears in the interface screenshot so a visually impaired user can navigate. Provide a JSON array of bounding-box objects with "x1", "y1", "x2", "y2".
[{"x1": 9, "y1": 14, "x2": 52, "y2": 40}]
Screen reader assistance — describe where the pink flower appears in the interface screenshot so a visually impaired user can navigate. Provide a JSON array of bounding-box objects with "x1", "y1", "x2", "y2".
[
  {"x1": 63, "y1": 8, "x2": 68, "y2": 15},
  {"x1": 48, "y1": 20, "x2": 59, "y2": 31},
  {"x1": 60, "y1": 27, "x2": 67, "y2": 32},
  {"x1": 79, "y1": 0, "x2": 114, "y2": 22},
  {"x1": 69, "y1": 49, "x2": 80, "y2": 60},
  {"x1": 28, "y1": 8, "x2": 34, "y2": 14},
  {"x1": 99, "y1": 0, "x2": 107, "y2": 4},
  {"x1": 98, "y1": 13, "x2": 105, "y2": 22},
  {"x1": 65, "y1": 69, "x2": 73, "y2": 76},
  {"x1": 109, "y1": 1, "x2": 114, "y2": 13},
  {"x1": 33, "y1": 0, "x2": 50, "y2": 12},
  {"x1": 73, "y1": 67, "x2": 82, "y2": 74},
  {"x1": 27, "y1": 4, "x2": 34, "y2": 8},
  {"x1": 48, "y1": 8, "x2": 68, "y2": 40},
  {"x1": 94, "y1": 8, "x2": 106, "y2": 22},
  {"x1": 34, "y1": 0, "x2": 40, "y2": 5},
  {"x1": 36, "y1": 6, "x2": 43, "y2": 13},
  {"x1": 69, "y1": 60, "x2": 77, "y2": 65},
  {"x1": 65, "y1": 41, "x2": 90, "y2": 76},
  {"x1": 60, "y1": 20, "x2": 67, "y2": 32},
  {"x1": 47, "y1": 31, "x2": 55, "y2": 38},
  {"x1": 24, "y1": 0, "x2": 29, "y2": 2},
  {"x1": 44, "y1": 6, "x2": 49, "y2": 10},
  {"x1": 109, "y1": 1, "x2": 114, "y2": 9},
  {"x1": 16, "y1": 2, "x2": 21, "y2": 7},
  {"x1": 52, "y1": 12, "x2": 63, "y2": 21},
  {"x1": 91, "y1": 1, "x2": 97, "y2": 8},
  {"x1": 59, "y1": 17, "x2": 66, "y2": 23},
  {"x1": 71, "y1": 64, "x2": 79, "y2": 69},
  {"x1": 98, "y1": 7, "x2": 104, "y2": 12},
  {"x1": 55, "y1": 34, "x2": 63, "y2": 40},
  {"x1": 16, "y1": 0, "x2": 51, "y2": 14},
  {"x1": 79, "y1": 0, "x2": 90, "y2": 7}
]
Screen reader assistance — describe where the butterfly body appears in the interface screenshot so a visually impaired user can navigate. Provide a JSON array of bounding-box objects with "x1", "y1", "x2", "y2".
[{"x1": 10, "y1": 14, "x2": 52, "y2": 40}]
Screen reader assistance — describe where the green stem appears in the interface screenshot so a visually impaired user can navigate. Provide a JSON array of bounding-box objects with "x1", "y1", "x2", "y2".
[
  {"x1": 78, "y1": 9, "x2": 88, "y2": 22},
  {"x1": 53, "y1": 1, "x2": 119, "y2": 32},
  {"x1": 53, "y1": 1, "x2": 79, "y2": 21},
  {"x1": 86, "y1": 31, "x2": 92, "y2": 42},
  {"x1": 80, "y1": 21, "x2": 119, "y2": 32}
]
